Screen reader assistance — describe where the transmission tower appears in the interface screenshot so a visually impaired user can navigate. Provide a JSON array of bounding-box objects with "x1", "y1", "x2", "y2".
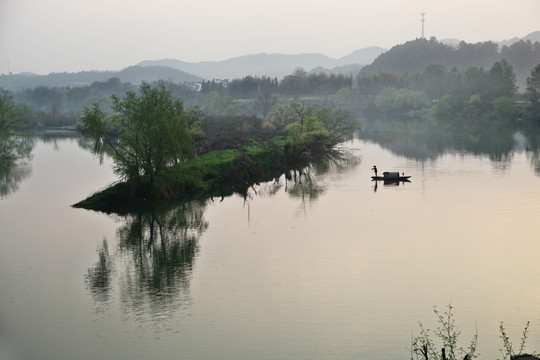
[{"x1": 421, "y1": 13, "x2": 425, "y2": 38}]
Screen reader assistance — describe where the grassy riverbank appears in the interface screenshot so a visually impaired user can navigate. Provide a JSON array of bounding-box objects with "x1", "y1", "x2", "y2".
[{"x1": 72, "y1": 136, "x2": 301, "y2": 213}]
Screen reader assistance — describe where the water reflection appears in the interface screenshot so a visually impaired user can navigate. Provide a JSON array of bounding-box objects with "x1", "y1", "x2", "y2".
[
  {"x1": 85, "y1": 148, "x2": 359, "y2": 311},
  {"x1": 86, "y1": 200, "x2": 209, "y2": 319},
  {"x1": 523, "y1": 129, "x2": 540, "y2": 176},
  {"x1": 232, "y1": 168, "x2": 327, "y2": 224},
  {"x1": 362, "y1": 118, "x2": 520, "y2": 158},
  {"x1": 361, "y1": 118, "x2": 540, "y2": 176},
  {"x1": 86, "y1": 238, "x2": 114, "y2": 302},
  {"x1": 285, "y1": 168, "x2": 326, "y2": 211},
  {"x1": 527, "y1": 149, "x2": 540, "y2": 176},
  {"x1": 0, "y1": 136, "x2": 35, "y2": 198},
  {"x1": 238, "y1": 148, "x2": 360, "y2": 216},
  {"x1": 372, "y1": 178, "x2": 411, "y2": 192},
  {"x1": 286, "y1": 148, "x2": 359, "y2": 206}
]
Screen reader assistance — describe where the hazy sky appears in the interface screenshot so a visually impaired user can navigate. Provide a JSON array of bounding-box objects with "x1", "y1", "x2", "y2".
[{"x1": 1, "y1": 0, "x2": 539, "y2": 75}]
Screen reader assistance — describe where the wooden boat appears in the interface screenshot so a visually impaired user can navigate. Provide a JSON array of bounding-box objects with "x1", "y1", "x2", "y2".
[
  {"x1": 371, "y1": 171, "x2": 411, "y2": 182},
  {"x1": 371, "y1": 175, "x2": 411, "y2": 181}
]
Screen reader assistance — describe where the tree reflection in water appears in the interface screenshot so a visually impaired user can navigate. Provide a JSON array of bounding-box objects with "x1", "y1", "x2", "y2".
[
  {"x1": 285, "y1": 168, "x2": 326, "y2": 213},
  {"x1": 286, "y1": 148, "x2": 359, "y2": 211},
  {"x1": 361, "y1": 117, "x2": 540, "y2": 176},
  {"x1": 237, "y1": 147, "x2": 360, "y2": 216},
  {"x1": 86, "y1": 238, "x2": 114, "y2": 303},
  {"x1": 527, "y1": 148, "x2": 540, "y2": 176},
  {"x1": 523, "y1": 128, "x2": 540, "y2": 176},
  {"x1": 0, "y1": 136, "x2": 35, "y2": 198},
  {"x1": 86, "y1": 200, "x2": 209, "y2": 319}
]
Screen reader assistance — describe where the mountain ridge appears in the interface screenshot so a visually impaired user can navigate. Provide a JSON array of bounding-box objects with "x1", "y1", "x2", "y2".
[
  {"x1": 1, "y1": 32, "x2": 538, "y2": 91},
  {"x1": 0, "y1": 65, "x2": 202, "y2": 91},
  {"x1": 359, "y1": 32, "x2": 540, "y2": 88},
  {"x1": 137, "y1": 47, "x2": 386, "y2": 80}
]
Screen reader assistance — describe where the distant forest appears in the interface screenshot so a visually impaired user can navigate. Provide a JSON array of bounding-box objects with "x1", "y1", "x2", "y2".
[
  {"x1": 0, "y1": 65, "x2": 201, "y2": 92},
  {"x1": 360, "y1": 37, "x2": 540, "y2": 88},
  {"x1": 1, "y1": 37, "x2": 540, "y2": 128}
]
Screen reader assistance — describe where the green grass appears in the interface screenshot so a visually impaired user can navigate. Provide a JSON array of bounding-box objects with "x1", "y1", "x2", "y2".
[{"x1": 74, "y1": 137, "x2": 297, "y2": 212}]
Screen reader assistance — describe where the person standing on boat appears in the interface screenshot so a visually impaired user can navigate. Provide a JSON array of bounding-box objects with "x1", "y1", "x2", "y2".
[{"x1": 371, "y1": 165, "x2": 378, "y2": 177}]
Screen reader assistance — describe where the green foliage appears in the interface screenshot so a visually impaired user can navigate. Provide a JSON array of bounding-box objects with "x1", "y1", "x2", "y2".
[
  {"x1": 432, "y1": 90, "x2": 519, "y2": 133},
  {"x1": 409, "y1": 64, "x2": 456, "y2": 100},
  {"x1": 498, "y1": 321, "x2": 532, "y2": 360},
  {"x1": 0, "y1": 137, "x2": 35, "y2": 197},
  {"x1": 375, "y1": 87, "x2": 428, "y2": 115},
  {"x1": 489, "y1": 59, "x2": 517, "y2": 99},
  {"x1": 524, "y1": 63, "x2": 540, "y2": 123},
  {"x1": 7, "y1": 78, "x2": 199, "y2": 127},
  {"x1": 270, "y1": 102, "x2": 313, "y2": 127},
  {"x1": 500, "y1": 40, "x2": 540, "y2": 86},
  {"x1": 74, "y1": 136, "x2": 294, "y2": 210},
  {"x1": 356, "y1": 72, "x2": 407, "y2": 99},
  {"x1": 0, "y1": 89, "x2": 18, "y2": 140},
  {"x1": 203, "y1": 115, "x2": 280, "y2": 151},
  {"x1": 360, "y1": 37, "x2": 539, "y2": 87},
  {"x1": 360, "y1": 42, "x2": 521, "y2": 123},
  {"x1": 526, "y1": 63, "x2": 540, "y2": 103},
  {"x1": 252, "y1": 92, "x2": 278, "y2": 120},
  {"x1": 334, "y1": 87, "x2": 359, "y2": 111},
  {"x1": 184, "y1": 108, "x2": 207, "y2": 154},
  {"x1": 280, "y1": 69, "x2": 352, "y2": 96},
  {"x1": 200, "y1": 79, "x2": 227, "y2": 94},
  {"x1": 0, "y1": 88, "x2": 33, "y2": 158},
  {"x1": 78, "y1": 82, "x2": 204, "y2": 183},
  {"x1": 196, "y1": 149, "x2": 240, "y2": 180},
  {"x1": 227, "y1": 75, "x2": 279, "y2": 99},
  {"x1": 468, "y1": 94, "x2": 483, "y2": 111},
  {"x1": 490, "y1": 97, "x2": 519, "y2": 122},
  {"x1": 3, "y1": 38, "x2": 538, "y2": 132},
  {"x1": 152, "y1": 161, "x2": 206, "y2": 199},
  {"x1": 407, "y1": 63, "x2": 515, "y2": 106},
  {"x1": 412, "y1": 304, "x2": 479, "y2": 360},
  {"x1": 199, "y1": 90, "x2": 240, "y2": 116},
  {"x1": 15, "y1": 78, "x2": 137, "y2": 115},
  {"x1": 456, "y1": 67, "x2": 495, "y2": 104},
  {"x1": 315, "y1": 107, "x2": 358, "y2": 143},
  {"x1": 360, "y1": 38, "x2": 453, "y2": 77},
  {"x1": 11, "y1": 102, "x2": 37, "y2": 127},
  {"x1": 282, "y1": 103, "x2": 357, "y2": 159}
]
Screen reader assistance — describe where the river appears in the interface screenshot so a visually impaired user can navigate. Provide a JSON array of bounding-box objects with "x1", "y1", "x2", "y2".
[{"x1": 1, "y1": 134, "x2": 539, "y2": 360}]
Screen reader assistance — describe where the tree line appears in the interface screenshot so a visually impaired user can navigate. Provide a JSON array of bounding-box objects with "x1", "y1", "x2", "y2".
[
  {"x1": 2, "y1": 36, "x2": 540, "y2": 145},
  {"x1": 0, "y1": 68, "x2": 351, "y2": 126},
  {"x1": 355, "y1": 60, "x2": 540, "y2": 126},
  {"x1": 201, "y1": 69, "x2": 352, "y2": 98},
  {"x1": 360, "y1": 37, "x2": 540, "y2": 87},
  {"x1": 73, "y1": 81, "x2": 358, "y2": 203}
]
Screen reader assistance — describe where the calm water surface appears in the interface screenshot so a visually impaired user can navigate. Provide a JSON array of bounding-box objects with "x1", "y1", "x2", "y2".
[{"x1": 1, "y1": 136, "x2": 540, "y2": 360}]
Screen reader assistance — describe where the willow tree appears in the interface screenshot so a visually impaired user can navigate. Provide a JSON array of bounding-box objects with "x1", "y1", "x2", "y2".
[
  {"x1": 283, "y1": 103, "x2": 358, "y2": 158},
  {"x1": 0, "y1": 89, "x2": 19, "y2": 158},
  {"x1": 78, "y1": 82, "x2": 204, "y2": 184},
  {"x1": 0, "y1": 88, "x2": 34, "y2": 159}
]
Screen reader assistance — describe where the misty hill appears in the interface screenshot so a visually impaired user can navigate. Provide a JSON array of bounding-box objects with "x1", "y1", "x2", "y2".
[
  {"x1": 309, "y1": 64, "x2": 365, "y2": 77},
  {"x1": 0, "y1": 65, "x2": 202, "y2": 91},
  {"x1": 138, "y1": 47, "x2": 386, "y2": 80},
  {"x1": 360, "y1": 34, "x2": 540, "y2": 88},
  {"x1": 499, "y1": 30, "x2": 540, "y2": 47},
  {"x1": 522, "y1": 30, "x2": 540, "y2": 43},
  {"x1": 443, "y1": 31, "x2": 540, "y2": 48}
]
